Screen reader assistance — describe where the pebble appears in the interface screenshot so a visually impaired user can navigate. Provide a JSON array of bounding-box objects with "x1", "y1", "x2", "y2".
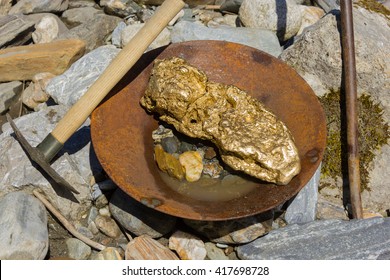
[
  {"x1": 9, "y1": 0, "x2": 69, "y2": 15},
  {"x1": 161, "y1": 136, "x2": 180, "y2": 154},
  {"x1": 94, "y1": 215, "x2": 122, "y2": 238},
  {"x1": 32, "y1": 15, "x2": 63, "y2": 43},
  {"x1": 0, "y1": 191, "x2": 49, "y2": 260},
  {"x1": 154, "y1": 144, "x2": 185, "y2": 180},
  {"x1": 169, "y1": 231, "x2": 207, "y2": 260},
  {"x1": 237, "y1": 218, "x2": 390, "y2": 260},
  {"x1": 109, "y1": 188, "x2": 177, "y2": 238},
  {"x1": 21, "y1": 72, "x2": 55, "y2": 110},
  {"x1": 101, "y1": 0, "x2": 141, "y2": 18},
  {"x1": 66, "y1": 238, "x2": 91, "y2": 260},
  {"x1": 179, "y1": 150, "x2": 204, "y2": 182},
  {"x1": 205, "y1": 242, "x2": 229, "y2": 260},
  {"x1": 92, "y1": 247, "x2": 123, "y2": 260}
]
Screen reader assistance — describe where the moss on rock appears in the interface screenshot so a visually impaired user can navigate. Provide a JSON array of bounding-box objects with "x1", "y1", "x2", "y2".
[{"x1": 319, "y1": 89, "x2": 389, "y2": 191}]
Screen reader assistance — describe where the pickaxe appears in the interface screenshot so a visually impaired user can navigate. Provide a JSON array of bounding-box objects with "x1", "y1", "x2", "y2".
[{"x1": 6, "y1": 0, "x2": 185, "y2": 195}]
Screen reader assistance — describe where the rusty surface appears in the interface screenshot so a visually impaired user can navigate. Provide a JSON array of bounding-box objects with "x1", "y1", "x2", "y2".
[
  {"x1": 340, "y1": 0, "x2": 363, "y2": 219},
  {"x1": 91, "y1": 41, "x2": 327, "y2": 221}
]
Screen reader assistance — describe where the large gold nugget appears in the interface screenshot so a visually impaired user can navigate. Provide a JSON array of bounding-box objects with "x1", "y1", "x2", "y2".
[{"x1": 140, "y1": 57, "x2": 301, "y2": 185}]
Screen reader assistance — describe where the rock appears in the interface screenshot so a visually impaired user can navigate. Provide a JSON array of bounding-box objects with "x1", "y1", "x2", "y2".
[
  {"x1": 179, "y1": 150, "x2": 204, "y2": 182},
  {"x1": 171, "y1": 20, "x2": 282, "y2": 57},
  {"x1": 109, "y1": 188, "x2": 177, "y2": 238},
  {"x1": 0, "y1": 105, "x2": 95, "y2": 220},
  {"x1": 0, "y1": 14, "x2": 35, "y2": 48},
  {"x1": 154, "y1": 144, "x2": 185, "y2": 180},
  {"x1": 111, "y1": 21, "x2": 127, "y2": 47},
  {"x1": 121, "y1": 22, "x2": 171, "y2": 50},
  {"x1": 205, "y1": 242, "x2": 229, "y2": 260},
  {"x1": 66, "y1": 238, "x2": 91, "y2": 260},
  {"x1": 0, "y1": 191, "x2": 48, "y2": 260},
  {"x1": 220, "y1": 0, "x2": 243, "y2": 14},
  {"x1": 284, "y1": 164, "x2": 320, "y2": 224},
  {"x1": 133, "y1": 0, "x2": 214, "y2": 6},
  {"x1": 92, "y1": 247, "x2": 123, "y2": 260},
  {"x1": 68, "y1": 0, "x2": 97, "y2": 8},
  {"x1": 100, "y1": 0, "x2": 141, "y2": 18},
  {"x1": 0, "y1": 81, "x2": 23, "y2": 114},
  {"x1": 313, "y1": 0, "x2": 339, "y2": 13},
  {"x1": 61, "y1": 7, "x2": 105, "y2": 28},
  {"x1": 32, "y1": 15, "x2": 68, "y2": 44},
  {"x1": 125, "y1": 235, "x2": 179, "y2": 260},
  {"x1": 237, "y1": 218, "x2": 390, "y2": 260},
  {"x1": 184, "y1": 210, "x2": 273, "y2": 244},
  {"x1": 160, "y1": 136, "x2": 180, "y2": 154},
  {"x1": 22, "y1": 72, "x2": 55, "y2": 110},
  {"x1": 74, "y1": 223, "x2": 94, "y2": 239},
  {"x1": 168, "y1": 8, "x2": 184, "y2": 26},
  {"x1": 94, "y1": 215, "x2": 122, "y2": 238},
  {"x1": 297, "y1": 5, "x2": 325, "y2": 35},
  {"x1": 206, "y1": 14, "x2": 238, "y2": 28},
  {"x1": 317, "y1": 196, "x2": 349, "y2": 220},
  {"x1": 0, "y1": 39, "x2": 86, "y2": 82},
  {"x1": 0, "y1": 0, "x2": 12, "y2": 15},
  {"x1": 45, "y1": 45, "x2": 120, "y2": 107},
  {"x1": 57, "y1": 14, "x2": 122, "y2": 52},
  {"x1": 280, "y1": 7, "x2": 390, "y2": 213},
  {"x1": 9, "y1": 0, "x2": 69, "y2": 15},
  {"x1": 169, "y1": 230, "x2": 207, "y2": 260},
  {"x1": 239, "y1": 0, "x2": 305, "y2": 41}
]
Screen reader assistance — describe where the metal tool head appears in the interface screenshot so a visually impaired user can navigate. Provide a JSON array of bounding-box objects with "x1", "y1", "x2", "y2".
[{"x1": 6, "y1": 113, "x2": 80, "y2": 194}]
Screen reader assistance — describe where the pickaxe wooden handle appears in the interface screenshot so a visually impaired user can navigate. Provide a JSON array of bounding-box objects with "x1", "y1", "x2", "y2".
[{"x1": 38, "y1": 0, "x2": 185, "y2": 162}]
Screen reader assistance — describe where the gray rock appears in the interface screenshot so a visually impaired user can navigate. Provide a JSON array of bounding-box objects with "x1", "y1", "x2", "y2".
[
  {"x1": 0, "y1": 191, "x2": 48, "y2": 260},
  {"x1": 100, "y1": 0, "x2": 141, "y2": 18},
  {"x1": 161, "y1": 136, "x2": 180, "y2": 154},
  {"x1": 121, "y1": 22, "x2": 171, "y2": 50},
  {"x1": 220, "y1": 0, "x2": 243, "y2": 14},
  {"x1": 61, "y1": 7, "x2": 104, "y2": 28},
  {"x1": 280, "y1": 7, "x2": 390, "y2": 213},
  {"x1": 171, "y1": 20, "x2": 282, "y2": 57},
  {"x1": 0, "y1": 14, "x2": 35, "y2": 48},
  {"x1": 94, "y1": 214, "x2": 122, "y2": 238},
  {"x1": 184, "y1": 210, "x2": 273, "y2": 244},
  {"x1": 205, "y1": 242, "x2": 229, "y2": 260},
  {"x1": 0, "y1": 105, "x2": 95, "y2": 219},
  {"x1": 68, "y1": 0, "x2": 97, "y2": 9},
  {"x1": 313, "y1": 0, "x2": 340, "y2": 13},
  {"x1": 0, "y1": 81, "x2": 23, "y2": 114},
  {"x1": 46, "y1": 45, "x2": 121, "y2": 107},
  {"x1": 109, "y1": 188, "x2": 177, "y2": 238},
  {"x1": 238, "y1": 0, "x2": 305, "y2": 41},
  {"x1": 285, "y1": 164, "x2": 320, "y2": 224},
  {"x1": 66, "y1": 238, "x2": 91, "y2": 260},
  {"x1": 111, "y1": 21, "x2": 127, "y2": 47},
  {"x1": 9, "y1": 0, "x2": 69, "y2": 15},
  {"x1": 237, "y1": 218, "x2": 390, "y2": 260},
  {"x1": 57, "y1": 14, "x2": 122, "y2": 52}
]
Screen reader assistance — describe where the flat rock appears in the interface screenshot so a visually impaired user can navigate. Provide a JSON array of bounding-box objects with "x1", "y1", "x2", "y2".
[
  {"x1": 57, "y1": 14, "x2": 122, "y2": 52},
  {"x1": 171, "y1": 20, "x2": 281, "y2": 57},
  {"x1": 0, "y1": 191, "x2": 48, "y2": 260},
  {"x1": 0, "y1": 105, "x2": 96, "y2": 220},
  {"x1": 66, "y1": 238, "x2": 91, "y2": 260},
  {"x1": 125, "y1": 235, "x2": 179, "y2": 260},
  {"x1": 9, "y1": 0, "x2": 69, "y2": 15},
  {"x1": 237, "y1": 218, "x2": 390, "y2": 260},
  {"x1": 284, "y1": 164, "x2": 320, "y2": 224},
  {"x1": 0, "y1": 39, "x2": 86, "y2": 82},
  {"x1": 184, "y1": 210, "x2": 273, "y2": 244},
  {"x1": 169, "y1": 230, "x2": 207, "y2": 260},
  {"x1": 109, "y1": 188, "x2": 177, "y2": 238},
  {"x1": 61, "y1": 7, "x2": 105, "y2": 28},
  {"x1": 46, "y1": 45, "x2": 120, "y2": 107},
  {"x1": 0, "y1": 81, "x2": 23, "y2": 114},
  {"x1": 0, "y1": 0, "x2": 12, "y2": 15},
  {"x1": 239, "y1": 0, "x2": 305, "y2": 41},
  {"x1": 0, "y1": 14, "x2": 35, "y2": 48}
]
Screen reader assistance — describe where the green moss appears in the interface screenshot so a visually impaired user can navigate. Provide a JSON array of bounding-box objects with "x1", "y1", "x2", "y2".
[
  {"x1": 355, "y1": 0, "x2": 390, "y2": 20},
  {"x1": 319, "y1": 89, "x2": 389, "y2": 191}
]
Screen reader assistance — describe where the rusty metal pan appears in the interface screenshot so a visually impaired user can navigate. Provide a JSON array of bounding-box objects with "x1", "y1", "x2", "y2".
[{"x1": 91, "y1": 41, "x2": 327, "y2": 221}]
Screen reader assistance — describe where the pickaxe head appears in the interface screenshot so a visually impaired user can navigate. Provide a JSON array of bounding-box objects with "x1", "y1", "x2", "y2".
[{"x1": 6, "y1": 113, "x2": 80, "y2": 194}]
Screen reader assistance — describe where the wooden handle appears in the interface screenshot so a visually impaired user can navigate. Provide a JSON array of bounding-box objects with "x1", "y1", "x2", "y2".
[{"x1": 51, "y1": 0, "x2": 185, "y2": 144}]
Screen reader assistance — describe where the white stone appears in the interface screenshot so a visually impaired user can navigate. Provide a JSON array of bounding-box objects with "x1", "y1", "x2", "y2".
[
  {"x1": 32, "y1": 15, "x2": 60, "y2": 43},
  {"x1": 169, "y1": 231, "x2": 207, "y2": 260}
]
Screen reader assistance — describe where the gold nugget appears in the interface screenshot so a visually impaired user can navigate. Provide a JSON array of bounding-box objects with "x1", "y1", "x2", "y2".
[{"x1": 141, "y1": 57, "x2": 301, "y2": 185}]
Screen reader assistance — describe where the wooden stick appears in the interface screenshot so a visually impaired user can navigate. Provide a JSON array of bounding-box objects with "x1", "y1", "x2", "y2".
[{"x1": 33, "y1": 189, "x2": 106, "y2": 251}]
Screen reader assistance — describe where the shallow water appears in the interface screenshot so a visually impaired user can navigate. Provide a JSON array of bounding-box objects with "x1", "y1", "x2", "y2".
[{"x1": 159, "y1": 171, "x2": 258, "y2": 202}]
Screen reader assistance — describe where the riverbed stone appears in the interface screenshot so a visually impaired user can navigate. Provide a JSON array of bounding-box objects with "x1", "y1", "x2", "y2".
[
  {"x1": 0, "y1": 39, "x2": 86, "y2": 82},
  {"x1": 61, "y1": 7, "x2": 105, "y2": 28},
  {"x1": 0, "y1": 14, "x2": 35, "y2": 48},
  {"x1": 22, "y1": 72, "x2": 55, "y2": 110},
  {"x1": 66, "y1": 238, "x2": 91, "y2": 260},
  {"x1": 46, "y1": 45, "x2": 120, "y2": 107},
  {"x1": 0, "y1": 191, "x2": 48, "y2": 260},
  {"x1": 125, "y1": 235, "x2": 179, "y2": 260},
  {"x1": 169, "y1": 230, "x2": 207, "y2": 260},
  {"x1": 171, "y1": 20, "x2": 282, "y2": 57},
  {"x1": 32, "y1": 14, "x2": 68, "y2": 44},
  {"x1": 100, "y1": 0, "x2": 141, "y2": 18},
  {"x1": 184, "y1": 210, "x2": 273, "y2": 244},
  {"x1": 109, "y1": 188, "x2": 177, "y2": 238},
  {"x1": 0, "y1": 81, "x2": 23, "y2": 114},
  {"x1": 237, "y1": 218, "x2": 390, "y2": 260},
  {"x1": 9, "y1": 0, "x2": 69, "y2": 15}
]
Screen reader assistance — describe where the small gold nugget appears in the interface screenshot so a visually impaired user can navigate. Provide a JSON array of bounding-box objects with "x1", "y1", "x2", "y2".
[{"x1": 141, "y1": 57, "x2": 301, "y2": 185}]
